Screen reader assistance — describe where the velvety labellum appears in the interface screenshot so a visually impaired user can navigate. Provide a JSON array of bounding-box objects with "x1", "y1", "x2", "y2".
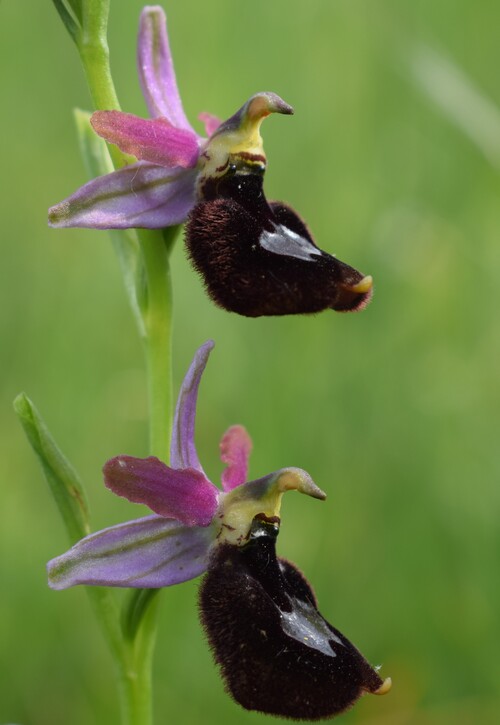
[
  {"x1": 199, "y1": 518, "x2": 387, "y2": 720},
  {"x1": 185, "y1": 165, "x2": 372, "y2": 317}
]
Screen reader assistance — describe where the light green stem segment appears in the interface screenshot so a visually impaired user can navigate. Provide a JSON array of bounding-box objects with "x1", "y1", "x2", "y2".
[
  {"x1": 79, "y1": 0, "x2": 134, "y2": 165},
  {"x1": 117, "y1": 590, "x2": 161, "y2": 725},
  {"x1": 73, "y1": 3, "x2": 177, "y2": 460},
  {"x1": 137, "y1": 228, "x2": 177, "y2": 461},
  {"x1": 76, "y1": 109, "x2": 178, "y2": 460},
  {"x1": 51, "y1": 2, "x2": 179, "y2": 724}
]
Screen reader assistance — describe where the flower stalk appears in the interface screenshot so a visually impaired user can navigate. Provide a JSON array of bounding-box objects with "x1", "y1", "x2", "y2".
[
  {"x1": 49, "y1": 2, "x2": 178, "y2": 723},
  {"x1": 76, "y1": 13, "x2": 167, "y2": 725},
  {"x1": 137, "y1": 226, "x2": 176, "y2": 461},
  {"x1": 79, "y1": 2, "x2": 121, "y2": 113},
  {"x1": 118, "y1": 590, "x2": 161, "y2": 725}
]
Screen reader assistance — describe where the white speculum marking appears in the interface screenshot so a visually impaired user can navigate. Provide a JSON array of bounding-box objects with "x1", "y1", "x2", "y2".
[
  {"x1": 259, "y1": 224, "x2": 323, "y2": 262},
  {"x1": 280, "y1": 596, "x2": 344, "y2": 657}
]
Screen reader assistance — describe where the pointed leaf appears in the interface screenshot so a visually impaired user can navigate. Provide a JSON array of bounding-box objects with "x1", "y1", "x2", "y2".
[
  {"x1": 52, "y1": 0, "x2": 81, "y2": 42},
  {"x1": 69, "y1": 0, "x2": 82, "y2": 20},
  {"x1": 122, "y1": 588, "x2": 160, "y2": 641},
  {"x1": 14, "y1": 393, "x2": 90, "y2": 543}
]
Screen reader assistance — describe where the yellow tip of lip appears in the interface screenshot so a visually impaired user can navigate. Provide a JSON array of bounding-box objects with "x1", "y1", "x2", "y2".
[
  {"x1": 348, "y1": 275, "x2": 373, "y2": 294},
  {"x1": 374, "y1": 677, "x2": 392, "y2": 696}
]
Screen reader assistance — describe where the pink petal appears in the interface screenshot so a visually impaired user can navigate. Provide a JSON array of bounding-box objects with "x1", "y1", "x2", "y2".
[
  {"x1": 91, "y1": 111, "x2": 199, "y2": 169},
  {"x1": 171, "y1": 340, "x2": 215, "y2": 474},
  {"x1": 104, "y1": 455, "x2": 219, "y2": 527},
  {"x1": 220, "y1": 425, "x2": 253, "y2": 491},
  {"x1": 198, "y1": 112, "x2": 222, "y2": 137},
  {"x1": 137, "y1": 6, "x2": 194, "y2": 130}
]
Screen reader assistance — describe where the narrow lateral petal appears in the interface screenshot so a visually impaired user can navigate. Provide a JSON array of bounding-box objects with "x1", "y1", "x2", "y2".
[
  {"x1": 220, "y1": 425, "x2": 253, "y2": 491},
  {"x1": 91, "y1": 111, "x2": 200, "y2": 169},
  {"x1": 137, "y1": 6, "x2": 193, "y2": 130},
  {"x1": 170, "y1": 340, "x2": 215, "y2": 473},
  {"x1": 104, "y1": 455, "x2": 219, "y2": 527},
  {"x1": 48, "y1": 162, "x2": 197, "y2": 229},
  {"x1": 48, "y1": 515, "x2": 212, "y2": 589},
  {"x1": 199, "y1": 112, "x2": 222, "y2": 137}
]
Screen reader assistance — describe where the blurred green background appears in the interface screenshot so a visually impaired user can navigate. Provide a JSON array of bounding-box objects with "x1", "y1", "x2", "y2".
[{"x1": 2, "y1": 1, "x2": 499, "y2": 723}]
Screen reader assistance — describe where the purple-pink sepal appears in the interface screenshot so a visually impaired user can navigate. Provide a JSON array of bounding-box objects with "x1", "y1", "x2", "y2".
[
  {"x1": 104, "y1": 455, "x2": 219, "y2": 527},
  {"x1": 91, "y1": 111, "x2": 200, "y2": 169}
]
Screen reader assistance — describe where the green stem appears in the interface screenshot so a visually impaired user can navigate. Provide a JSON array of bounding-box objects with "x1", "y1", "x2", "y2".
[
  {"x1": 137, "y1": 227, "x2": 178, "y2": 461},
  {"x1": 118, "y1": 591, "x2": 161, "y2": 725},
  {"x1": 78, "y1": 0, "x2": 124, "y2": 167},
  {"x1": 117, "y1": 654, "x2": 153, "y2": 725},
  {"x1": 86, "y1": 586, "x2": 125, "y2": 666},
  {"x1": 104, "y1": 213, "x2": 174, "y2": 725},
  {"x1": 80, "y1": 38, "x2": 119, "y2": 112},
  {"x1": 69, "y1": 4, "x2": 179, "y2": 724}
]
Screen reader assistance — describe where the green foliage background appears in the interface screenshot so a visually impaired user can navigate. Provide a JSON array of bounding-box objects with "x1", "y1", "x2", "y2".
[{"x1": 1, "y1": 1, "x2": 499, "y2": 723}]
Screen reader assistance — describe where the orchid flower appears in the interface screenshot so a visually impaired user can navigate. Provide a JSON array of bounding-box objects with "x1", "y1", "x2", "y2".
[
  {"x1": 48, "y1": 340, "x2": 390, "y2": 719},
  {"x1": 48, "y1": 5, "x2": 373, "y2": 317},
  {"x1": 47, "y1": 340, "x2": 325, "y2": 588}
]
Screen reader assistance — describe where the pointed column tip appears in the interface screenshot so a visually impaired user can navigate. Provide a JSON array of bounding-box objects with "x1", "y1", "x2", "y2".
[
  {"x1": 276, "y1": 468, "x2": 327, "y2": 500},
  {"x1": 247, "y1": 92, "x2": 294, "y2": 119}
]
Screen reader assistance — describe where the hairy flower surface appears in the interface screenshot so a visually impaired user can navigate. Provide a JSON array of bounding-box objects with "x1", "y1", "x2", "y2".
[
  {"x1": 186, "y1": 94, "x2": 373, "y2": 316},
  {"x1": 200, "y1": 518, "x2": 391, "y2": 720},
  {"x1": 47, "y1": 341, "x2": 390, "y2": 718}
]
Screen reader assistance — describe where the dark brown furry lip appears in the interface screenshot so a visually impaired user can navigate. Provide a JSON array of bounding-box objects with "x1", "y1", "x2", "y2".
[
  {"x1": 199, "y1": 516, "x2": 389, "y2": 720},
  {"x1": 185, "y1": 164, "x2": 372, "y2": 317}
]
